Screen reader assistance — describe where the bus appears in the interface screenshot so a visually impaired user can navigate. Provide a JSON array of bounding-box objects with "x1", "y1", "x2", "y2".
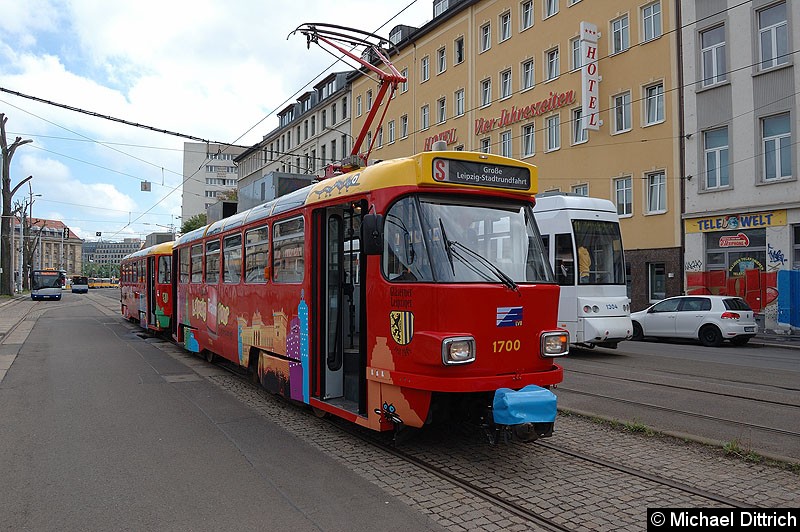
[
  {"x1": 533, "y1": 193, "x2": 632, "y2": 349},
  {"x1": 71, "y1": 275, "x2": 89, "y2": 294},
  {"x1": 169, "y1": 150, "x2": 569, "y2": 440},
  {"x1": 31, "y1": 269, "x2": 66, "y2": 301}
]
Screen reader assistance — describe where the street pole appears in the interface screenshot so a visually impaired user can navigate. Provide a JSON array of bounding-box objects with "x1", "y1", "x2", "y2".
[{"x1": 17, "y1": 203, "x2": 23, "y2": 292}]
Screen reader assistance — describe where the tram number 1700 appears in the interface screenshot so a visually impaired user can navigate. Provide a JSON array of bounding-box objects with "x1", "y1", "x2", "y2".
[{"x1": 493, "y1": 339, "x2": 522, "y2": 353}]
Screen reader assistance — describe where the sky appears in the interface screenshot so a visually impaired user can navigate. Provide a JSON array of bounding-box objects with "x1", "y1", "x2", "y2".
[{"x1": 0, "y1": 0, "x2": 432, "y2": 241}]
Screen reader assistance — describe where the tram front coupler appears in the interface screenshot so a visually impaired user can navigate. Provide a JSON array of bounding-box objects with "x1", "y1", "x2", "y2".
[{"x1": 485, "y1": 385, "x2": 558, "y2": 444}]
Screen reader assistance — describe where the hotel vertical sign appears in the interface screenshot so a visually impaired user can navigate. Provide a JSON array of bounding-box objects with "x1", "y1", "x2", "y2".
[{"x1": 580, "y1": 22, "x2": 600, "y2": 131}]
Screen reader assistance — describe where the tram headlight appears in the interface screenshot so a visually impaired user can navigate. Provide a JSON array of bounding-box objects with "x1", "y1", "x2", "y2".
[
  {"x1": 541, "y1": 331, "x2": 569, "y2": 357},
  {"x1": 442, "y1": 337, "x2": 476, "y2": 365}
]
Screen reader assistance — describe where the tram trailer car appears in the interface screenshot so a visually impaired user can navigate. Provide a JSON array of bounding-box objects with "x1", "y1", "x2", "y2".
[
  {"x1": 120, "y1": 241, "x2": 174, "y2": 333},
  {"x1": 129, "y1": 151, "x2": 568, "y2": 442}
]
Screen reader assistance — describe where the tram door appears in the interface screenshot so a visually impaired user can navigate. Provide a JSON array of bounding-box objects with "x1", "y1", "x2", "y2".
[
  {"x1": 321, "y1": 205, "x2": 363, "y2": 412},
  {"x1": 147, "y1": 256, "x2": 157, "y2": 327}
]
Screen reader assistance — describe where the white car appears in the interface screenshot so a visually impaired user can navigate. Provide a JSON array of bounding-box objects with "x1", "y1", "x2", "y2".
[{"x1": 630, "y1": 295, "x2": 757, "y2": 347}]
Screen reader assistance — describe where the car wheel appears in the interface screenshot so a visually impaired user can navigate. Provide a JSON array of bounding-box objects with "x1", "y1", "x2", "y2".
[
  {"x1": 632, "y1": 321, "x2": 644, "y2": 341},
  {"x1": 699, "y1": 325, "x2": 723, "y2": 347},
  {"x1": 730, "y1": 336, "x2": 750, "y2": 346}
]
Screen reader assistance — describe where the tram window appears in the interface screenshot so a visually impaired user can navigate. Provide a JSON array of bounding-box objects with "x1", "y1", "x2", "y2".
[
  {"x1": 138, "y1": 260, "x2": 144, "y2": 283},
  {"x1": 273, "y1": 217, "x2": 305, "y2": 283},
  {"x1": 223, "y1": 234, "x2": 242, "y2": 284},
  {"x1": 206, "y1": 239, "x2": 221, "y2": 283},
  {"x1": 158, "y1": 256, "x2": 171, "y2": 284},
  {"x1": 555, "y1": 233, "x2": 575, "y2": 286},
  {"x1": 179, "y1": 247, "x2": 190, "y2": 284},
  {"x1": 244, "y1": 226, "x2": 269, "y2": 283},
  {"x1": 190, "y1": 244, "x2": 203, "y2": 283}
]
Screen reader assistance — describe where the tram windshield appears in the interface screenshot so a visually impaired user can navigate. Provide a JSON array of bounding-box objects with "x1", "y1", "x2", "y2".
[
  {"x1": 572, "y1": 219, "x2": 625, "y2": 285},
  {"x1": 382, "y1": 196, "x2": 553, "y2": 284}
]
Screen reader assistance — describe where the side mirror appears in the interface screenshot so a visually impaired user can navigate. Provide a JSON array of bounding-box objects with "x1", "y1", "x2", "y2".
[{"x1": 362, "y1": 213, "x2": 384, "y2": 255}]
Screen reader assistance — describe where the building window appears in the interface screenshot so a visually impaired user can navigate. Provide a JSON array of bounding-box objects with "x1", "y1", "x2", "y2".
[
  {"x1": 762, "y1": 113, "x2": 791, "y2": 181},
  {"x1": 646, "y1": 171, "x2": 666, "y2": 213},
  {"x1": 758, "y1": 2, "x2": 788, "y2": 70},
  {"x1": 437, "y1": 97, "x2": 447, "y2": 124},
  {"x1": 454, "y1": 37, "x2": 464, "y2": 64},
  {"x1": 521, "y1": 59, "x2": 534, "y2": 90},
  {"x1": 454, "y1": 89, "x2": 465, "y2": 116},
  {"x1": 522, "y1": 124, "x2": 535, "y2": 157},
  {"x1": 521, "y1": 1, "x2": 533, "y2": 30},
  {"x1": 701, "y1": 25, "x2": 726, "y2": 86},
  {"x1": 341, "y1": 135, "x2": 348, "y2": 159},
  {"x1": 421, "y1": 105, "x2": 430, "y2": 130},
  {"x1": 331, "y1": 139, "x2": 337, "y2": 160},
  {"x1": 545, "y1": 115, "x2": 560, "y2": 152},
  {"x1": 341, "y1": 97, "x2": 347, "y2": 120},
  {"x1": 401, "y1": 115, "x2": 408, "y2": 138},
  {"x1": 437, "y1": 47, "x2": 446, "y2": 74},
  {"x1": 615, "y1": 176, "x2": 632, "y2": 216},
  {"x1": 793, "y1": 225, "x2": 800, "y2": 270},
  {"x1": 545, "y1": 48, "x2": 559, "y2": 80},
  {"x1": 570, "y1": 37, "x2": 581, "y2": 71},
  {"x1": 500, "y1": 130, "x2": 512, "y2": 157},
  {"x1": 642, "y1": 2, "x2": 662, "y2": 42},
  {"x1": 644, "y1": 82, "x2": 664, "y2": 125},
  {"x1": 499, "y1": 11, "x2": 511, "y2": 42},
  {"x1": 401, "y1": 68, "x2": 408, "y2": 92},
  {"x1": 572, "y1": 108, "x2": 587, "y2": 144},
  {"x1": 387, "y1": 121, "x2": 395, "y2": 143},
  {"x1": 572, "y1": 184, "x2": 588, "y2": 196},
  {"x1": 421, "y1": 56, "x2": 430, "y2": 82},
  {"x1": 304, "y1": 120, "x2": 308, "y2": 140},
  {"x1": 611, "y1": 15, "x2": 629, "y2": 54},
  {"x1": 648, "y1": 263, "x2": 666, "y2": 301},
  {"x1": 612, "y1": 91, "x2": 631, "y2": 133},
  {"x1": 544, "y1": 0, "x2": 558, "y2": 18},
  {"x1": 322, "y1": 110, "x2": 327, "y2": 129},
  {"x1": 500, "y1": 69, "x2": 512, "y2": 99},
  {"x1": 480, "y1": 24, "x2": 491, "y2": 52},
  {"x1": 704, "y1": 127, "x2": 729, "y2": 189},
  {"x1": 331, "y1": 103, "x2": 337, "y2": 124},
  {"x1": 356, "y1": 95, "x2": 362, "y2": 116},
  {"x1": 311, "y1": 116, "x2": 315, "y2": 136},
  {"x1": 480, "y1": 78, "x2": 492, "y2": 107},
  {"x1": 434, "y1": 0, "x2": 449, "y2": 17},
  {"x1": 480, "y1": 137, "x2": 491, "y2": 153},
  {"x1": 376, "y1": 128, "x2": 383, "y2": 148}
]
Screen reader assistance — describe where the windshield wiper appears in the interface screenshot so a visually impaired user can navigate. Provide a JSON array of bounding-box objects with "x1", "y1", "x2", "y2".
[
  {"x1": 447, "y1": 238, "x2": 519, "y2": 292},
  {"x1": 438, "y1": 218, "x2": 455, "y2": 275}
]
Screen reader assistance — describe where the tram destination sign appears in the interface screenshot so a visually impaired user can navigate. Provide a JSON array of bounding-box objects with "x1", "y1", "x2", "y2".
[{"x1": 432, "y1": 158, "x2": 531, "y2": 191}]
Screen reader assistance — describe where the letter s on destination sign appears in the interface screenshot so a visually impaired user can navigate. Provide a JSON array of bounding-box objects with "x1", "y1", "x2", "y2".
[{"x1": 433, "y1": 159, "x2": 447, "y2": 181}]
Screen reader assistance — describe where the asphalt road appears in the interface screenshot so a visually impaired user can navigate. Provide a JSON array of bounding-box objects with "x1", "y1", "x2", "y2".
[
  {"x1": 0, "y1": 294, "x2": 444, "y2": 531},
  {"x1": 557, "y1": 339, "x2": 800, "y2": 463}
]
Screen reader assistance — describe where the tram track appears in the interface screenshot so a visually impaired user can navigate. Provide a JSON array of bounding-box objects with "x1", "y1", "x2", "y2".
[
  {"x1": 563, "y1": 368, "x2": 800, "y2": 408},
  {"x1": 207, "y1": 353, "x2": 758, "y2": 529},
  {"x1": 557, "y1": 386, "x2": 800, "y2": 438}
]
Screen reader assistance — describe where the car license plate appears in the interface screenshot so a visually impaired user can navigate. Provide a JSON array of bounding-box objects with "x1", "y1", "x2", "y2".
[{"x1": 744, "y1": 327, "x2": 755, "y2": 332}]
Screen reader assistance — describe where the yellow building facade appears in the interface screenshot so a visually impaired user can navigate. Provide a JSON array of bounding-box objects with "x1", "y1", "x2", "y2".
[{"x1": 350, "y1": 0, "x2": 683, "y2": 311}]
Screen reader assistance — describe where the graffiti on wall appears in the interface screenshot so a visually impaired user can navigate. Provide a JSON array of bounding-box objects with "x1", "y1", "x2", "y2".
[
  {"x1": 685, "y1": 259, "x2": 704, "y2": 272},
  {"x1": 767, "y1": 243, "x2": 787, "y2": 267},
  {"x1": 686, "y1": 268, "x2": 778, "y2": 313}
]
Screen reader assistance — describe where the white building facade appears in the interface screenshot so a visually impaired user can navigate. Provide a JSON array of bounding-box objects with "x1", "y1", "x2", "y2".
[
  {"x1": 182, "y1": 142, "x2": 247, "y2": 221},
  {"x1": 681, "y1": 0, "x2": 799, "y2": 330}
]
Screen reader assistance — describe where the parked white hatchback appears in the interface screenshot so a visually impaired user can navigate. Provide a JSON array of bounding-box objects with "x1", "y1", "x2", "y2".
[{"x1": 630, "y1": 295, "x2": 757, "y2": 347}]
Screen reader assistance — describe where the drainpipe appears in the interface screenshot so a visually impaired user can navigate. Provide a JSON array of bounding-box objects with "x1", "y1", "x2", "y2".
[{"x1": 676, "y1": 0, "x2": 687, "y2": 296}]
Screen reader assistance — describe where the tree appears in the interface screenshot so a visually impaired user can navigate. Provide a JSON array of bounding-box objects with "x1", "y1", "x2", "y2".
[
  {"x1": 180, "y1": 213, "x2": 207, "y2": 234},
  {"x1": 1, "y1": 114, "x2": 32, "y2": 295}
]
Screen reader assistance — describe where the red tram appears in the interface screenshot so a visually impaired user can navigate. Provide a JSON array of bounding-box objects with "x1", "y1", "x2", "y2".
[
  {"x1": 120, "y1": 241, "x2": 174, "y2": 332},
  {"x1": 124, "y1": 150, "x2": 569, "y2": 441}
]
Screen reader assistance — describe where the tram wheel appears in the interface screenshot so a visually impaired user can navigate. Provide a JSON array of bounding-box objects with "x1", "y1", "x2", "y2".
[
  {"x1": 205, "y1": 350, "x2": 215, "y2": 363},
  {"x1": 312, "y1": 407, "x2": 328, "y2": 418}
]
